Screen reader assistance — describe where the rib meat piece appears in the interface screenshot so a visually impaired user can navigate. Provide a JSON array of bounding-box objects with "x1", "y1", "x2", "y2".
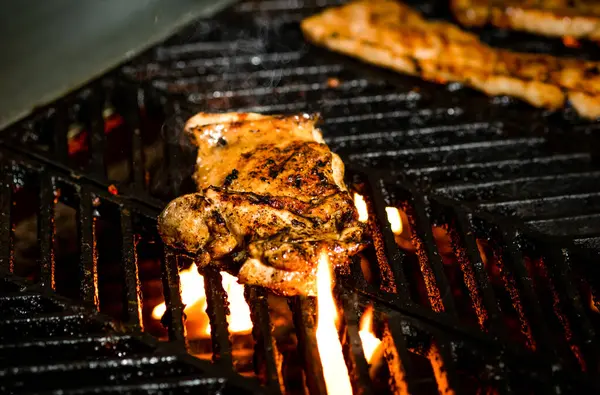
[
  {"x1": 301, "y1": 0, "x2": 600, "y2": 119},
  {"x1": 158, "y1": 113, "x2": 366, "y2": 296},
  {"x1": 451, "y1": 0, "x2": 600, "y2": 40}
]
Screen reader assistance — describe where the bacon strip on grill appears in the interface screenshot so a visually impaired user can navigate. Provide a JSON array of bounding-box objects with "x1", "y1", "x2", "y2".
[
  {"x1": 301, "y1": 0, "x2": 600, "y2": 119},
  {"x1": 451, "y1": 0, "x2": 600, "y2": 40},
  {"x1": 158, "y1": 113, "x2": 366, "y2": 296}
]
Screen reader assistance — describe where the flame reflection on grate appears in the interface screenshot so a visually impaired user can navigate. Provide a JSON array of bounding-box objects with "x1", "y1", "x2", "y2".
[{"x1": 316, "y1": 252, "x2": 353, "y2": 395}]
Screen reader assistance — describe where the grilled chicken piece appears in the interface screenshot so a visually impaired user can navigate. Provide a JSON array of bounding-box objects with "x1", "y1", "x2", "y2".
[
  {"x1": 158, "y1": 113, "x2": 366, "y2": 296},
  {"x1": 451, "y1": 0, "x2": 600, "y2": 40},
  {"x1": 301, "y1": 0, "x2": 600, "y2": 119}
]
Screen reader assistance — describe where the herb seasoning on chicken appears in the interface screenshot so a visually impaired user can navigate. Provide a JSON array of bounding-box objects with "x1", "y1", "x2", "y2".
[
  {"x1": 158, "y1": 113, "x2": 366, "y2": 296},
  {"x1": 301, "y1": 0, "x2": 600, "y2": 119},
  {"x1": 451, "y1": 0, "x2": 600, "y2": 41}
]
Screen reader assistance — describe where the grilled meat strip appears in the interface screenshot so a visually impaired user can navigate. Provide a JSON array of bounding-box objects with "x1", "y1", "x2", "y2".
[
  {"x1": 301, "y1": 0, "x2": 600, "y2": 119},
  {"x1": 451, "y1": 0, "x2": 600, "y2": 40},
  {"x1": 158, "y1": 113, "x2": 366, "y2": 296}
]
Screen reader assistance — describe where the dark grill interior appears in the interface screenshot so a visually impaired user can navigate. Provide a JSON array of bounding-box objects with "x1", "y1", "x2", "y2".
[{"x1": 1, "y1": 0, "x2": 600, "y2": 394}]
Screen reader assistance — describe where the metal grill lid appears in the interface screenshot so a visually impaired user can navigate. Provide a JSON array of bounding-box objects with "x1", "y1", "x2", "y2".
[{"x1": 0, "y1": 0, "x2": 234, "y2": 130}]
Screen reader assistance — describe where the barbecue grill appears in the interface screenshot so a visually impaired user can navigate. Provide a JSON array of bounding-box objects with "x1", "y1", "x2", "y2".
[{"x1": 1, "y1": 0, "x2": 600, "y2": 393}]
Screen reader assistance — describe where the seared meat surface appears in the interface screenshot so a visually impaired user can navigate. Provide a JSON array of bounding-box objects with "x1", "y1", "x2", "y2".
[
  {"x1": 451, "y1": 0, "x2": 600, "y2": 40},
  {"x1": 158, "y1": 113, "x2": 365, "y2": 296},
  {"x1": 301, "y1": 0, "x2": 600, "y2": 119}
]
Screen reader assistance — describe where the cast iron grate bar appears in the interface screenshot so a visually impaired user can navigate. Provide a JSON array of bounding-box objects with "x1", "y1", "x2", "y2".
[
  {"x1": 120, "y1": 208, "x2": 142, "y2": 328},
  {"x1": 381, "y1": 314, "x2": 419, "y2": 394},
  {"x1": 38, "y1": 174, "x2": 56, "y2": 290},
  {"x1": 429, "y1": 334, "x2": 462, "y2": 394},
  {"x1": 544, "y1": 247, "x2": 599, "y2": 370},
  {"x1": 340, "y1": 294, "x2": 374, "y2": 395},
  {"x1": 203, "y1": 268, "x2": 234, "y2": 368},
  {"x1": 435, "y1": 171, "x2": 600, "y2": 202},
  {"x1": 78, "y1": 186, "x2": 99, "y2": 310},
  {"x1": 402, "y1": 153, "x2": 593, "y2": 186},
  {"x1": 478, "y1": 192, "x2": 600, "y2": 221},
  {"x1": 449, "y1": 208, "x2": 507, "y2": 339},
  {"x1": 406, "y1": 192, "x2": 457, "y2": 316},
  {"x1": 290, "y1": 296, "x2": 328, "y2": 395},
  {"x1": 367, "y1": 175, "x2": 410, "y2": 302},
  {"x1": 499, "y1": 228, "x2": 555, "y2": 353},
  {"x1": 161, "y1": 249, "x2": 186, "y2": 345},
  {"x1": 244, "y1": 286, "x2": 285, "y2": 394}
]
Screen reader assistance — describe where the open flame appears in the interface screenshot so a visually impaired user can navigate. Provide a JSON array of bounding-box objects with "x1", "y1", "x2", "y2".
[
  {"x1": 151, "y1": 263, "x2": 252, "y2": 337},
  {"x1": 220, "y1": 272, "x2": 253, "y2": 333},
  {"x1": 152, "y1": 263, "x2": 205, "y2": 321},
  {"x1": 353, "y1": 193, "x2": 405, "y2": 237},
  {"x1": 353, "y1": 193, "x2": 369, "y2": 222},
  {"x1": 316, "y1": 252, "x2": 353, "y2": 395},
  {"x1": 358, "y1": 306, "x2": 382, "y2": 364},
  {"x1": 385, "y1": 207, "x2": 403, "y2": 235}
]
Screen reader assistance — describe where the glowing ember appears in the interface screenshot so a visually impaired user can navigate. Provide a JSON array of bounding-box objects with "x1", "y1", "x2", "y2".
[
  {"x1": 563, "y1": 36, "x2": 580, "y2": 48},
  {"x1": 151, "y1": 263, "x2": 252, "y2": 336},
  {"x1": 353, "y1": 193, "x2": 369, "y2": 222},
  {"x1": 358, "y1": 305, "x2": 382, "y2": 364},
  {"x1": 591, "y1": 294, "x2": 599, "y2": 314},
  {"x1": 327, "y1": 77, "x2": 341, "y2": 88},
  {"x1": 316, "y1": 253, "x2": 353, "y2": 395},
  {"x1": 385, "y1": 207, "x2": 403, "y2": 235}
]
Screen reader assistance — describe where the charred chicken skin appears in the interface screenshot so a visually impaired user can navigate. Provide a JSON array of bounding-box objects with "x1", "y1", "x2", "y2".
[
  {"x1": 301, "y1": 0, "x2": 600, "y2": 119},
  {"x1": 158, "y1": 113, "x2": 366, "y2": 296},
  {"x1": 451, "y1": 0, "x2": 600, "y2": 40}
]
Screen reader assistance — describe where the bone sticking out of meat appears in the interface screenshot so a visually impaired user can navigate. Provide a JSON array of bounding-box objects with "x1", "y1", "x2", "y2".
[
  {"x1": 158, "y1": 113, "x2": 366, "y2": 296},
  {"x1": 301, "y1": 0, "x2": 600, "y2": 119},
  {"x1": 451, "y1": 0, "x2": 600, "y2": 40}
]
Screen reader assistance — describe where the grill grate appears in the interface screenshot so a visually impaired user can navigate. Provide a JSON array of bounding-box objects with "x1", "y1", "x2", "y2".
[
  {"x1": 0, "y1": 275, "x2": 259, "y2": 394},
  {"x1": 1, "y1": 0, "x2": 600, "y2": 394}
]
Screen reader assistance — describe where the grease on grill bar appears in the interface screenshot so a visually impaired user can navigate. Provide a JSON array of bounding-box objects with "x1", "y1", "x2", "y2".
[{"x1": 0, "y1": 0, "x2": 600, "y2": 394}]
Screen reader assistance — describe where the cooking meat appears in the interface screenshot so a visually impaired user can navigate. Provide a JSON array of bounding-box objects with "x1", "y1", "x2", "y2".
[
  {"x1": 158, "y1": 113, "x2": 366, "y2": 296},
  {"x1": 451, "y1": 0, "x2": 600, "y2": 40},
  {"x1": 301, "y1": 0, "x2": 600, "y2": 119}
]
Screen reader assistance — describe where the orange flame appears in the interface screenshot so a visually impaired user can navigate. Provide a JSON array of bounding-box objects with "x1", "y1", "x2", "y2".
[
  {"x1": 353, "y1": 193, "x2": 369, "y2": 222},
  {"x1": 359, "y1": 306, "x2": 382, "y2": 364},
  {"x1": 220, "y1": 272, "x2": 253, "y2": 333},
  {"x1": 316, "y1": 253, "x2": 353, "y2": 395},
  {"x1": 563, "y1": 36, "x2": 580, "y2": 48},
  {"x1": 385, "y1": 207, "x2": 403, "y2": 235},
  {"x1": 151, "y1": 263, "x2": 252, "y2": 337},
  {"x1": 151, "y1": 263, "x2": 205, "y2": 321}
]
